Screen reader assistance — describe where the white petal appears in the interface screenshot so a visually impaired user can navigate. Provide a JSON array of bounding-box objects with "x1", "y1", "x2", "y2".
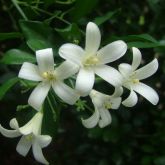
[
  {"x1": 118, "y1": 63, "x2": 132, "y2": 77},
  {"x1": 36, "y1": 48, "x2": 54, "y2": 73},
  {"x1": 18, "y1": 62, "x2": 42, "y2": 81},
  {"x1": 52, "y1": 82, "x2": 79, "y2": 105},
  {"x1": 132, "y1": 82, "x2": 159, "y2": 105},
  {"x1": 97, "y1": 40, "x2": 127, "y2": 64},
  {"x1": 110, "y1": 97, "x2": 122, "y2": 109},
  {"x1": 28, "y1": 82, "x2": 51, "y2": 110},
  {"x1": 55, "y1": 61, "x2": 79, "y2": 80},
  {"x1": 122, "y1": 90, "x2": 138, "y2": 107},
  {"x1": 16, "y1": 136, "x2": 32, "y2": 156},
  {"x1": 0, "y1": 124, "x2": 21, "y2": 138},
  {"x1": 37, "y1": 135, "x2": 52, "y2": 148},
  {"x1": 59, "y1": 43, "x2": 84, "y2": 65},
  {"x1": 32, "y1": 141, "x2": 49, "y2": 165},
  {"x1": 76, "y1": 68, "x2": 95, "y2": 96},
  {"x1": 111, "y1": 87, "x2": 123, "y2": 97},
  {"x1": 132, "y1": 47, "x2": 142, "y2": 70},
  {"x1": 95, "y1": 65, "x2": 122, "y2": 87},
  {"x1": 98, "y1": 108, "x2": 112, "y2": 128},
  {"x1": 135, "y1": 59, "x2": 158, "y2": 80},
  {"x1": 85, "y1": 22, "x2": 101, "y2": 55},
  {"x1": 81, "y1": 108, "x2": 100, "y2": 128},
  {"x1": 9, "y1": 118, "x2": 19, "y2": 130}
]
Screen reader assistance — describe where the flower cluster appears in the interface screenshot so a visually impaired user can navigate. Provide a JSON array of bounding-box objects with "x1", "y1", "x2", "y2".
[{"x1": 0, "y1": 22, "x2": 159, "y2": 164}]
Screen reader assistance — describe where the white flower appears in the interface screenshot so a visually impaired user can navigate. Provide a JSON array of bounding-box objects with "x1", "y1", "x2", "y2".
[
  {"x1": 119, "y1": 47, "x2": 159, "y2": 107},
  {"x1": 18, "y1": 48, "x2": 79, "y2": 110},
  {"x1": 59, "y1": 22, "x2": 127, "y2": 96},
  {"x1": 0, "y1": 111, "x2": 51, "y2": 165},
  {"x1": 81, "y1": 87, "x2": 123, "y2": 128}
]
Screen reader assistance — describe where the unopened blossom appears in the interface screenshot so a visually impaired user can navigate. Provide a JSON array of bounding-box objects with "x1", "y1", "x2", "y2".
[
  {"x1": 0, "y1": 111, "x2": 51, "y2": 165},
  {"x1": 118, "y1": 47, "x2": 159, "y2": 107},
  {"x1": 59, "y1": 22, "x2": 127, "y2": 96},
  {"x1": 82, "y1": 87, "x2": 123, "y2": 128},
  {"x1": 19, "y1": 48, "x2": 79, "y2": 110}
]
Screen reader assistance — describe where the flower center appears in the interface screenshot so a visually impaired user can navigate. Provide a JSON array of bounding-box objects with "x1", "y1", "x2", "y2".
[
  {"x1": 103, "y1": 101, "x2": 112, "y2": 109},
  {"x1": 132, "y1": 78, "x2": 139, "y2": 84},
  {"x1": 83, "y1": 56, "x2": 99, "y2": 67},
  {"x1": 42, "y1": 71, "x2": 56, "y2": 81},
  {"x1": 25, "y1": 134, "x2": 33, "y2": 141}
]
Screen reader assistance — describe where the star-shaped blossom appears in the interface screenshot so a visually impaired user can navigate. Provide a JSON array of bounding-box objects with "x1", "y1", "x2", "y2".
[
  {"x1": 81, "y1": 87, "x2": 123, "y2": 128},
  {"x1": 0, "y1": 111, "x2": 51, "y2": 165},
  {"x1": 59, "y1": 22, "x2": 127, "y2": 96},
  {"x1": 119, "y1": 47, "x2": 159, "y2": 107},
  {"x1": 18, "y1": 48, "x2": 79, "y2": 110}
]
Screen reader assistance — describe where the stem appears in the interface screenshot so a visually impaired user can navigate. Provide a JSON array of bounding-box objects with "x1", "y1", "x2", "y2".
[{"x1": 11, "y1": 0, "x2": 28, "y2": 20}]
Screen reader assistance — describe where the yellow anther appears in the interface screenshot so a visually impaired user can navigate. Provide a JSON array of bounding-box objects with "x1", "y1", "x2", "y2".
[
  {"x1": 25, "y1": 134, "x2": 33, "y2": 141},
  {"x1": 84, "y1": 56, "x2": 99, "y2": 67},
  {"x1": 104, "y1": 102, "x2": 112, "y2": 109},
  {"x1": 42, "y1": 71, "x2": 55, "y2": 80},
  {"x1": 132, "y1": 79, "x2": 139, "y2": 84}
]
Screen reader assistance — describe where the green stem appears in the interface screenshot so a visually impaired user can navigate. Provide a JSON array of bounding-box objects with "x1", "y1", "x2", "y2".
[{"x1": 11, "y1": 0, "x2": 28, "y2": 20}]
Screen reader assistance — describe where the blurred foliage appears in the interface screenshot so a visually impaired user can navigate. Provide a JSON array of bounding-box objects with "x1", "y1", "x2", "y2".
[{"x1": 0, "y1": 0, "x2": 165, "y2": 165}]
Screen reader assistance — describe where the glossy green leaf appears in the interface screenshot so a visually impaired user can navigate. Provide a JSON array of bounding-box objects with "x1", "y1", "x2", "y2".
[
  {"x1": 19, "y1": 20, "x2": 58, "y2": 51},
  {"x1": 0, "y1": 32, "x2": 22, "y2": 41},
  {"x1": 94, "y1": 9, "x2": 120, "y2": 25},
  {"x1": 0, "y1": 77, "x2": 19, "y2": 100},
  {"x1": 1, "y1": 49, "x2": 36, "y2": 65}
]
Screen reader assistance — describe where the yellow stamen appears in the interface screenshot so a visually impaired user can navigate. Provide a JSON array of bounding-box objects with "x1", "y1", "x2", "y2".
[
  {"x1": 132, "y1": 79, "x2": 139, "y2": 84},
  {"x1": 25, "y1": 134, "x2": 33, "y2": 141},
  {"x1": 83, "y1": 56, "x2": 99, "y2": 67},
  {"x1": 42, "y1": 71, "x2": 55, "y2": 80},
  {"x1": 104, "y1": 102, "x2": 112, "y2": 109}
]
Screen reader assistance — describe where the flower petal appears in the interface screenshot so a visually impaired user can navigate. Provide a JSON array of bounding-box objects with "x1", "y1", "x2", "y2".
[
  {"x1": 85, "y1": 22, "x2": 101, "y2": 55},
  {"x1": 37, "y1": 135, "x2": 52, "y2": 148},
  {"x1": 111, "y1": 87, "x2": 123, "y2": 97},
  {"x1": 81, "y1": 108, "x2": 100, "y2": 128},
  {"x1": 97, "y1": 40, "x2": 127, "y2": 64},
  {"x1": 18, "y1": 62, "x2": 42, "y2": 81},
  {"x1": 59, "y1": 43, "x2": 84, "y2": 65},
  {"x1": 122, "y1": 90, "x2": 138, "y2": 107},
  {"x1": 110, "y1": 97, "x2": 122, "y2": 109},
  {"x1": 135, "y1": 59, "x2": 158, "y2": 80},
  {"x1": 28, "y1": 82, "x2": 51, "y2": 111},
  {"x1": 132, "y1": 82, "x2": 159, "y2": 105},
  {"x1": 32, "y1": 141, "x2": 49, "y2": 165},
  {"x1": 36, "y1": 48, "x2": 54, "y2": 73},
  {"x1": 55, "y1": 61, "x2": 79, "y2": 80},
  {"x1": 98, "y1": 108, "x2": 112, "y2": 128},
  {"x1": 76, "y1": 68, "x2": 95, "y2": 96},
  {"x1": 16, "y1": 136, "x2": 32, "y2": 156},
  {"x1": 52, "y1": 81, "x2": 79, "y2": 105},
  {"x1": 95, "y1": 65, "x2": 122, "y2": 87},
  {"x1": 9, "y1": 118, "x2": 19, "y2": 130},
  {"x1": 118, "y1": 63, "x2": 132, "y2": 78},
  {"x1": 132, "y1": 47, "x2": 142, "y2": 70},
  {"x1": 0, "y1": 124, "x2": 21, "y2": 138}
]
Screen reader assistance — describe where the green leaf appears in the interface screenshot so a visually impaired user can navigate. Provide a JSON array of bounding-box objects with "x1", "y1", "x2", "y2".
[
  {"x1": 55, "y1": 23, "x2": 82, "y2": 42},
  {"x1": 0, "y1": 32, "x2": 22, "y2": 41},
  {"x1": 127, "y1": 41, "x2": 161, "y2": 48},
  {"x1": 0, "y1": 77, "x2": 19, "y2": 100},
  {"x1": 94, "y1": 9, "x2": 120, "y2": 25},
  {"x1": 1, "y1": 49, "x2": 36, "y2": 65},
  {"x1": 19, "y1": 20, "x2": 58, "y2": 52},
  {"x1": 69, "y1": 0, "x2": 99, "y2": 21},
  {"x1": 122, "y1": 34, "x2": 158, "y2": 43}
]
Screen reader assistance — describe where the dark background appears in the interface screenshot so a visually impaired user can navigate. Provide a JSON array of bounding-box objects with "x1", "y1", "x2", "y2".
[{"x1": 0, "y1": 0, "x2": 165, "y2": 165}]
